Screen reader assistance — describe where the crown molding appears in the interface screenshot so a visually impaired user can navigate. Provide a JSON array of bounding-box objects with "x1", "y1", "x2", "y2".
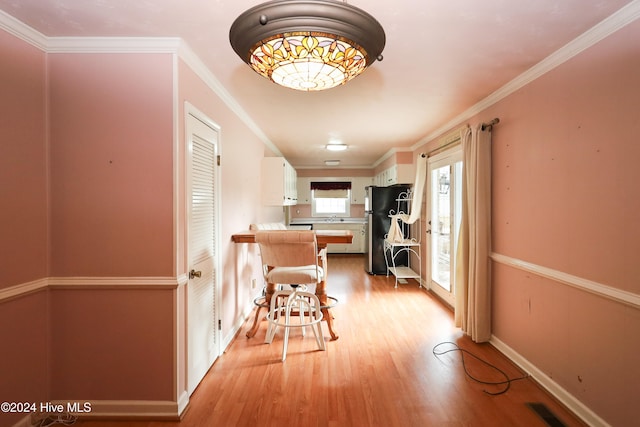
[
  {"x1": 176, "y1": 41, "x2": 282, "y2": 157},
  {"x1": 2, "y1": 2, "x2": 638, "y2": 168},
  {"x1": 295, "y1": 165, "x2": 372, "y2": 170},
  {"x1": 0, "y1": 8, "x2": 47, "y2": 49},
  {"x1": 0, "y1": 10, "x2": 279, "y2": 159},
  {"x1": 411, "y1": 0, "x2": 640, "y2": 153},
  {"x1": 45, "y1": 36, "x2": 182, "y2": 53}
]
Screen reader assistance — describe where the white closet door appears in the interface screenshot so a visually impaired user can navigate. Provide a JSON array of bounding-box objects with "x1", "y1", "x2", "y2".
[{"x1": 187, "y1": 113, "x2": 220, "y2": 396}]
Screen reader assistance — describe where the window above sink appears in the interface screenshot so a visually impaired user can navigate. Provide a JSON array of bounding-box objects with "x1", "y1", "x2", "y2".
[{"x1": 311, "y1": 181, "x2": 351, "y2": 218}]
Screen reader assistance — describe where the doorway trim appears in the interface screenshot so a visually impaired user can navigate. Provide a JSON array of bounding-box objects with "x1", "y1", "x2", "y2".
[
  {"x1": 176, "y1": 102, "x2": 222, "y2": 408},
  {"x1": 426, "y1": 145, "x2": 462, "y2": 308}
]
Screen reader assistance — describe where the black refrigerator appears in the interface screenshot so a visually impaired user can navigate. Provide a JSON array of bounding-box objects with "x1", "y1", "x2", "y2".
[{"x1": 364, "y1": 184, "x2": 411, "y2": 274}]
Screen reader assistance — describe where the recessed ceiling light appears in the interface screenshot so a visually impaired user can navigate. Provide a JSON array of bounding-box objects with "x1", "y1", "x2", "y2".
[
  {"x1": 326, "y1": 144, "x2": 348, "y2": 151},
  {"x1": 325, "y1": 160, "x2": 340, "y2": 166}
]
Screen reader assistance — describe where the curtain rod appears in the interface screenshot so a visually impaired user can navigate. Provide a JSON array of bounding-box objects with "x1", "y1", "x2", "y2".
[
  {"x1": 481, "y1": 117, "x2": 500, "y2": 131},
  {"x1": 419, "y1": 119, "x2": 500, "y2": 158},
  {"x1": 420, "y1": 135, "x2": 461, "y2": 158}
]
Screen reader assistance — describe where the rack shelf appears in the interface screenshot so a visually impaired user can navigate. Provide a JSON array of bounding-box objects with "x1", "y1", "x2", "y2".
[{"x1": 383, "y1": 190, "x2": 422, "y2": 288}]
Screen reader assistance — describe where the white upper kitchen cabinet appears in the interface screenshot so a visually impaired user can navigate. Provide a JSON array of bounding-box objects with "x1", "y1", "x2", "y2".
[
  {"x1": 296, "y1": 177, "x2": 311, "y2": 204},
  {"x1": 375, "y1": 164, "x2": 414, "y2": 186},
  {"x1": 262, "y1": 157, "x2": 297, "y2": 206},
  {"x1": 350, "y1": 177, "x2": 372, "y2": 204}
]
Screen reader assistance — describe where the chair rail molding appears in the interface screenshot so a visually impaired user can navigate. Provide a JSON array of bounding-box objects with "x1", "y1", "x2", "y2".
[
  {"x1": 490, "y1": 252, "x2": 640, "y2": 309},
  {"x1": 0, "y1": 277, "x2": 182, "y2": 302},
  {"x1": 0, "y1": 278, "x2": 48, "y2": 302}
]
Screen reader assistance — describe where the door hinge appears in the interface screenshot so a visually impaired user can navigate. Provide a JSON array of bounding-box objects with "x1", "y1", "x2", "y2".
[
  {"x1": 218, "y1": 319, "x2": 222, "y2": 330},
  {"x1": 217, "y1": 155, "x2": 221, "y2": 166}
]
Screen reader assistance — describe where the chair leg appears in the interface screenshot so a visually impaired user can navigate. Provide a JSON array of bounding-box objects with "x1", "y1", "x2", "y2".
[
  {"x1": 311, "y1": 305, "x2": 325, "y2": 351},
  {"x1": 265, "y1": 293, "x2": 284, "y2": 344},
  {"x1": 266, "y1": 290, "x2": 325, "y2": 361},
  {"x1": 265, "y1": 304, "x2": 279, "y2": 344},
  {"x1": 322, "y1": 307, "x2": 339, "y2": 341},
  {"x1": 313, "y1": 321, "x2": 325, "y2": 351},
  {"x1": 282, "y1": 299, "x2": 294, "y2": 362},
  {"x1": 246, "y1": 305, "x2": 264, "y2": 338},
  {"x1": 298, "y1": 296, "x2": 307, "y2": 337},
  {"x1": 265, "y1": 318, "x2": 276, "y2": 344}
]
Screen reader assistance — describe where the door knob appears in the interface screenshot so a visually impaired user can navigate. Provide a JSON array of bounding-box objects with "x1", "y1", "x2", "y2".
[{"x1": 189, "y1": 269, "x2": 202, "y2": 279}]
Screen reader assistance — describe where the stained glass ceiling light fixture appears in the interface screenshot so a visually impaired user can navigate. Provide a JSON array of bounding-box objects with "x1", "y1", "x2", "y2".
[{"x1": 229, "y1": 0, "x2": 385, "y2": 91}]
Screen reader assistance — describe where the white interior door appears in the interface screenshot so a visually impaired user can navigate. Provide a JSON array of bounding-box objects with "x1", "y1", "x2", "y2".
[
  {"x1": 187, "y1": 112, "x2": 220, "y2": 396},
  {"x1": 426, "y1": 148, "x2": 462, "y2": 307}
]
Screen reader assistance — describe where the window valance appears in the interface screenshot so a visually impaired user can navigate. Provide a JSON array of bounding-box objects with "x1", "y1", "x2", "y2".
[
  {"x1": 310, "y1": 181, "x2": 352, "y2": 190},
  {"x1": 311, "y1": 181, "x2": 351, "y2": 199}
]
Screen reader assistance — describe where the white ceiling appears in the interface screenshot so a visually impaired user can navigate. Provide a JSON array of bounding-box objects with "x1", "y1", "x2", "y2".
[{"x1": 0, "y1": 0, "x2": 634, "y2": 168}]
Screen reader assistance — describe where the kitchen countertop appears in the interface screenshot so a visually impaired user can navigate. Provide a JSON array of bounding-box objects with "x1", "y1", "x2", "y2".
[{"x1": 290, "y1": 217, "x2": 367, "y2": 225}]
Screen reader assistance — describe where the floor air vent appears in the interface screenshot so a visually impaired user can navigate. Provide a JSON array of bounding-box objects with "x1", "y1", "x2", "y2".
[{"x1": 526, "y1": 402, "x2": 567, "y2": 427}]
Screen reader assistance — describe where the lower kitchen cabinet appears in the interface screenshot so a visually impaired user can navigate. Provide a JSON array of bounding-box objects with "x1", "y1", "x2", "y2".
[{"x1": 313, "y1": 222, "x2": 365, "y2": 253}]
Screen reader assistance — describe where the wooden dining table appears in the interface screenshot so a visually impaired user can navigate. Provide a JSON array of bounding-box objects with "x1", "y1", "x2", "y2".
[
  {"x1": 231, "y1": 229, "x2": 353, "y2": 340},
  {"x1": 231, "y1": 229, "x2": 353, "y2": 248}
]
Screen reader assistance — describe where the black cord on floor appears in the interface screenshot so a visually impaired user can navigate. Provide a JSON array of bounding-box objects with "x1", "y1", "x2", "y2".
[{"x1": 432, "y1": 341, "x2": 530, "y2": 396}]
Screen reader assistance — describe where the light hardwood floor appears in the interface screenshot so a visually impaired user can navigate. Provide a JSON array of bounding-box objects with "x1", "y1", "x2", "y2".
[{"x1": 77, "y1": 254, "x2": 586, "y2": 427}]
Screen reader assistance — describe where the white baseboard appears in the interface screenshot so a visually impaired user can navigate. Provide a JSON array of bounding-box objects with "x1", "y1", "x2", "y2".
[
  {"x1": 75, "y1": 399, "x2": 181, "y2": 420},
  {"x1": 222, "y1": 299, "x2": 257, "y2": 351},
  {"x1": 490, "y1": 335, "x2": 610, "y2": 427},
  {"x1": 176, "y1": 390, "x2": 189, "y2": 417},
  {"x1": 10, "y1": 399, "x2": 181, "y2": 427}
]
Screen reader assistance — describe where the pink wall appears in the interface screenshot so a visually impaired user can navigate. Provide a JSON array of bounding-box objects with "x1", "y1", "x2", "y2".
[
  {"x1": 0, "y1": 30, "x2": 49, "y2": 427},
  {"x1": 1, "y1": 30, "x2": 275, "y2": 419},
  {"x1": 374, "y1": 152, "x2": 413, "y2": 175},
  {"x1": 0, "y1": 41, "x2": 180, "y2": 424},
  {"x1": 49, "y1": 288, "x2": 174, "y2": 400},
  {"x1": 48, "y1": 53, "x2": 175, "y2": 277},
  {"x1": 408, "y1": 19, "x2": 640, "y2": 426},
  {"x1": 2, "y1": 9, "x2": 639, "y2": 426},
  {"x1": 0, "y1": 31, "x2": 48, "y2": 288},
  {"x1": 177, "y1": 60, "x2": 267, "y2": 345},
  {"x1": 396, "y1": 151, "x2": 414, "y2": 164},
  {"x1": 44, "y1": 53, "x2": 177, "y2": 401},
  {"x1": 0, "y1": 291, "x2": 49, "y2": 426},
  {"x1": 490, "y1": 26, "x2": 640, "y2": 292},
  {"x1": 482, "y1": 20, "x2": 640, "y2": 426}
]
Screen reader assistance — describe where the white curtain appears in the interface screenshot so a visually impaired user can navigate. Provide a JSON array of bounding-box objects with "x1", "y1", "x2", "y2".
[
  {"x1": 454, "y1": 125, "x2": 492, "y2": 342},
  {"x1": 406, "y1": 154, "x2": 428, "y2": 224},
  {"x1": 385, "y1": 154, "x2": 428, "y2": 243}
]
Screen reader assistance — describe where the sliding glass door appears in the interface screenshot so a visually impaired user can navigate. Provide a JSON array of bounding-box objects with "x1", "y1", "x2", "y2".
[{"x1": 427, "y1": 148, "x2": 462, "y2": 306}]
